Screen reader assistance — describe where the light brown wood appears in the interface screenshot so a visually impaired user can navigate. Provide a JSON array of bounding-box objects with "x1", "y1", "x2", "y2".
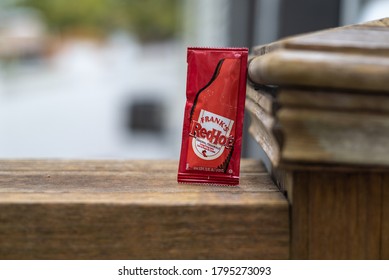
[
  {"x1": 247, "y1": 17, "x2": 389, "y2": 260},
  {"x1": 253, "y1": 22, "x2": 389, "y2": 56},
  {"x1": 281, "y1": 27, "x2": 389, "y2": 56},
  {"x1": 278, "y1": 89, "x2": 389, "y2": 113},
  {"x1": 250, "y1": 20, "x2": 389, "y2": 91},
  {"x1": 249, "y1": 49, "x2": 389, "y2": 92},
  {"x1": 248, "y1": 118, "x2": 279, "y2": 168},
  {"x1": 246, "y1": 109, "x2": 280, "y2": 166},
  {"x1": 361, "y1": 17, "x2": 389, "y2": 27},
  {"x1": 245, "y1": 98, "x2": 275, "y2": 130},
  {"x1": 278, "y1": 108, "x2": 389, "y2": 166},
  {"x1": 246, "y1": 87, "x2": 389, "y2": 168},
  {"x1": 245, "y1": 84, "x2": 277, "y2": 114},
  {"x1": 0, "y1": 159, "x2": 289, "y2": 260}
]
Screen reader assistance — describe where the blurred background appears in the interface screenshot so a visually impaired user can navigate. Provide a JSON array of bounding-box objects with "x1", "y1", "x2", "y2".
[{"x1": 0, "y1": 0, "x2": 386, "y2": 159}]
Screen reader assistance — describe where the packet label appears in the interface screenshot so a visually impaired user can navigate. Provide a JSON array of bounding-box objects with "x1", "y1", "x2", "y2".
[
  {"x1": 190, "y1": 109, "x2": 234, "y2": 161},
  {"x1": 177, "y1": 47, "x2": 248, "y2": 185}
]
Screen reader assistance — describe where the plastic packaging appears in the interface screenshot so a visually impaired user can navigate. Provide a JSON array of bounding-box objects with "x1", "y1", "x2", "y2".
[{"x1": 177, "y1": 47, "x2": 248, "y2": 185}]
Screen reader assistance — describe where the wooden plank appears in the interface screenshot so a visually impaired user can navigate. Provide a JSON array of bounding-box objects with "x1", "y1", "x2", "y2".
[
  {"x1": 0, "y1": 159, "x2": 267, "y2": 173},
  {"x1": 382, "y1": 174, "x2": 389, "y2": 259},
  {"x1": 0, "y1": 159, "x2": 289, "y2": 260},
  {"x1": 0, "y1": 163, "x2": 274, "y2": 194},
  {"x1": 307, "y1": 172, "x2": 382, "y2": 259},
  {"x1": 289, "y1": 171, "x2": 384, "y2": 259},
  {"x1": 253, "y1": 22, "x2": 389, "y2": 56},
  {"x1": 248, "y1": 49, "x2": 389, "y2": 92},
  {"x1": 278, "y1": 89, "x2": 389, "y2": 114},
  {"x1": 0, "y1": 201, "x2": 288, "y2": 260},
  {"x1": 290, "y1": 171, "x2": 309, "y2": 259},
  {"x1": 361, "y1": 174, "x2": 383, "y2": 259},
  {"x1": 245, "y1": 98, "x2": 275, "y2": 130},
  {"x1": 246, "y1": 84, "x2": 277, "y2": 114},
  {"x1": 359, "y1": 17, "x2": 389, "y2": 28},
  {"x1": 247, "y1": 112, "x2": 280, "y2": 167},
  {"x1": 0, "y1": 159, "x2": 178, "y2": 172},
  {"x1": 277, "y1": 108, "x2": 389, "y2": 166},
  {"x1": 281, "y1": 27, "x2": 389, "y2": 56}
]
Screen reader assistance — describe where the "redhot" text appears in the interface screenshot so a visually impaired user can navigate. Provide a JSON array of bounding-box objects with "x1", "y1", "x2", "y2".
[{"x1": 189, "y1": 121, "x2": 234, "y2": 148}]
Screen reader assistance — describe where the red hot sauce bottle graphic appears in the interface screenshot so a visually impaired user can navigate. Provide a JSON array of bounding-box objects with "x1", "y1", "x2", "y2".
[{"x1": 186, "y1": 58, "x2": 241, "y2": 172}]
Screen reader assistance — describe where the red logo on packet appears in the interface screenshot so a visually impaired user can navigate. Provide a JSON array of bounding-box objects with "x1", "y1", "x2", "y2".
[
  {"x1": 177, "y1": 48, "x2": 248, "y2": 185},
  {"x1": 189, "y1": 109, "x2": 234, "y2": 160}
]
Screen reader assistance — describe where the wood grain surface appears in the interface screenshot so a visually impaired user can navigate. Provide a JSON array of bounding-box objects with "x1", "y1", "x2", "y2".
[
  {"x1": 278, "y1": 108, "x2": 389, "y2": 166},
  {"x1": 246, "y1": 84, "x2": 277, "y2": 114},
  {"x1": 355, "y1": 17, "x2": 389, "y2": 28},
  {"x1": 253, "y1": 23, "x2": 389, "y2": 56},
  {"x1": 245, "y1": 98, "x2": 280, "y2": 167},
  {"x1": 278, "y1": 89, "x2": 389, "y2": 113},
  {"x1": 248, "y1": 49, "x2": 389, "y2": 92},
  {"x1": 246, "y1": 17, "x2": 389, "y2": 260},
  {"x1": 288, "y1": 171, "x2": 388, "y2": 259},
  {"x1": 382, "y1": 173, "x2": 389, "y2": 259},
  {"x1": 249, "y1": 20, "x2": 389, "y2": 91},
  {"x1": 0, "y1": 159, "x2": 289, "y2": 260}
]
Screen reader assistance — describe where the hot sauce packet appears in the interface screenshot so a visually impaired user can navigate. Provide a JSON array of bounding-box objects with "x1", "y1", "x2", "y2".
[{"x1": 177, "y1": 47, "x2": 248, "y2": 185}]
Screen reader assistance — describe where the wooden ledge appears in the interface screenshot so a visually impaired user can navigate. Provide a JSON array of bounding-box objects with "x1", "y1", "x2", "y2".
[{"x1": 0, "y1": 159, "x2": 289, "y2": 260}]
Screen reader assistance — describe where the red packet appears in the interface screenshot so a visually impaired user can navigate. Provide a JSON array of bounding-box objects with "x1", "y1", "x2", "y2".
[{"x1": 177, "y1": 47, "x2": 248, "y2": 185}]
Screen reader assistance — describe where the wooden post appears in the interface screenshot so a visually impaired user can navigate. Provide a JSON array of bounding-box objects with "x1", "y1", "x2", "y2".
[
  {"x1": 246, "y1": 18, "x2": 389, "y2": 259},
  {"x1": 274, "y1": 168, "x2": 387, "y2": 259}
]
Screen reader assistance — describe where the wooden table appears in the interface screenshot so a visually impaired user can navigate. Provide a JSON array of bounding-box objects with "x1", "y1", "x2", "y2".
[{"x1": 0, "y1": 159, "x2": 289, "y2": 259}]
